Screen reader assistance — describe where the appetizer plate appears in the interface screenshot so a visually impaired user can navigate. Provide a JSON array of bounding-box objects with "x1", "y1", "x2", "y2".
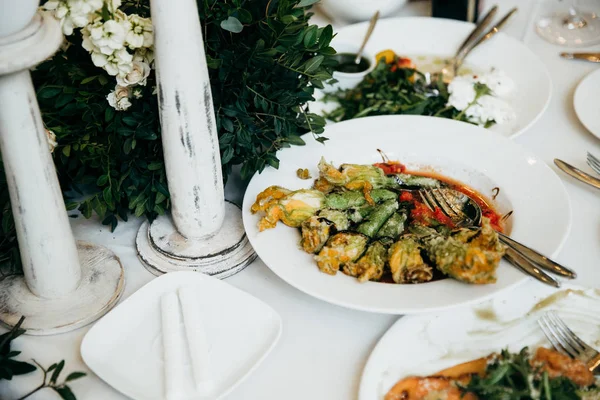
[
  {"x1": 358, "y1": 283, "x2": 600, "y2": 400},
  {"x1": 242, "y1": 115, "x2": 571, "y2": 314},
  {"x1": 574, "y1": 68, "x2": 600, "y2": 140},
  {"x1": 310, "y1": 17, "x2": 552, "y2": 138},
  {"x1": 81, "y1": 271, "x2": 282, "y2": 400}
]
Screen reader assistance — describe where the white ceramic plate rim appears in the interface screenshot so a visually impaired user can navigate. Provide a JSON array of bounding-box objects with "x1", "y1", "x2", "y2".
[
  {"x1": 574, "y1": 68, "x2": 600, "y2": 140},
  {"x1": 242, "y1": 115, "x2": 571, "y2": 315},
  {"x1": 314, "y1": 17, "x2": 553, "y2": 139}
]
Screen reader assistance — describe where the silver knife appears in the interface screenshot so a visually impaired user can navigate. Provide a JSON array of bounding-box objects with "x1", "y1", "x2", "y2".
[
  {"x1": 560, "y1": 52, "x2": 600, "y2": 63},
  {"x1": 554, "y1": 159, "x2": 600, "y2": 190}
]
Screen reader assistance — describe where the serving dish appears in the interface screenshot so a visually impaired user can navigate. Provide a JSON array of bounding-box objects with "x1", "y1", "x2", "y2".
[
  {"x1": 358, "y1": 283, "x2": 600, "y2": 399},
  {"x1": 242, "y1": 115, "x2": 571, "y2": 314},
  {"x1": 310, "y1": 17, "x2": 552, "y2": 138}
]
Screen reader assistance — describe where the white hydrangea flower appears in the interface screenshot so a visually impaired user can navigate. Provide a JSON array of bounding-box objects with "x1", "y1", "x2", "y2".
[
  {"x1": 44, "y1": 0, "x2": 102, "y2": 36},
  {"x1": 92, "y1": 47, "x2": 133, "y2": 76},
  {"x1": 466, "y1": 95, "x2": 516, "y2": 125},
  {"x1": 133, "y1": 47, "x2": 155, "y2": 66},
  {"x1": 476, "y1": 68, "x2": 516, "y2": 98},
  {"x1": 45, "y1": 129, "x2": 58, "y2": 153},
  {"x1": 89, "y1": 19, "x2": 127, "y2": 55},
  {"x1": 107, "y1": 85, "x2": 132, "y2": 111},
  {"x1": 116, "y1": 61, "x2": 151, "y2": 86},
  {"x1": 126, "y1": 14, "x2": 153, "y2": 49},
  {"x1": 107, "y1": 0, "x2": 122, "y2": 13}
]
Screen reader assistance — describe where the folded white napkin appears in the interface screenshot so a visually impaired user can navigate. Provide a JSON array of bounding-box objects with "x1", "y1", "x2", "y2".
[{"x1": 161, "y1": 292, "x2": 186, "y2": 400}]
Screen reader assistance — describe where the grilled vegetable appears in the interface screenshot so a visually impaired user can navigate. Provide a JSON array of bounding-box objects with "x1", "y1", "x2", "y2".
[
  {"x1": 325, "y1": 189, "x2": 397, "y2": 210},
  {"x1": 348, "y1": 204, "x2": 375, "y2": 224},
  {"x1": 300, "y1": 216, "x2": 332, "y2": 254},
  {"x1": 388, "y1": 236, "x2": 433, "y2": 283},
  {"x1": 252, "y1": 187, "x2": 325, "y2": 231},
  {"x1": 411, "y1": 218, "x2": 505, "y2": 284},
  {"x1": 343, "y1": 241, "x2": 388, "y2": 282},
  {"x1": 317, "y1": 209, "x2": 350, "y2": 231},
  {"x1": 395, "y1": 174, "x2": 441, "y2": 188},
  {"x1": 315, "y1": 232, "x2": 368, "y2": 275},
  {"x1": 375, "y1": 211, "x2": 408, "y2": 240},
  {"x1": 356, "y1": 200, "x2": 399, "y2": 238}
]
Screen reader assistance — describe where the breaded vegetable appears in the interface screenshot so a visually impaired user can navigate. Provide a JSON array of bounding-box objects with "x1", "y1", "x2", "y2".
[
  {"x1": 388, "y1": 236, "x2": 433, "y2": 283},
  {"x1": 395, "y1": 173, "x2": 441, "y2": 188},
  {"x1": 315, "y1": 232, "x2": 368, "y2": 275},
  {"x1": 375, "y1": 211, "x2": 408, "y2": 240},
  {"x1": 251, "y1": 187, "x2": 325, "y2": 231},
  {"x1": 317, "y1": 209, "x2": 350, "y2": 231},
  {"x1": 356, "y1": 200, "x2": 399, "y2": 238},
  {"x1": 300, "y1": 216, "x2": 333, "y2": 254},
  {"x1": 410, "y1": 218, "x2": 505, "y2": 284},
  {"x1": 325, "y1": 189, "x2": 397, "y2": 210},
  {"x1": 343, "y1": 241, "x2": 388, "y2": 282}
]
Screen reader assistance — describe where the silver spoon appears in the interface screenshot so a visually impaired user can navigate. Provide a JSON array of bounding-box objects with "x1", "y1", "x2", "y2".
[
  {"x1": 418, "y1": 188, "x2": 576, "y2": 286},
  {"x1": 354, "y1": 11, "x2": 380, "y2": 65}
]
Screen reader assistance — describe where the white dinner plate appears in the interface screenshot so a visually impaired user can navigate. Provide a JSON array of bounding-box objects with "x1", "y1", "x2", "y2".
[
  {"x1": 242, "y1": 115, "x2": 571, "y2": 314},
  {"x1": 358, "y1": 283, "x2": 600, "y2": 400},
  {"x1": 310, "y1": 17, "x2": 552, "y2": 138},
  {"x1": 81, "y1": 271, "x2": 282, "y2": 400},
  {"x1": 574, "y1": 68, "x2": 600, "y2": 140}
]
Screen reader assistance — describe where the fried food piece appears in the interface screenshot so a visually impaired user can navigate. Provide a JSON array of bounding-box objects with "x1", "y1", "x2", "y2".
[
  {"x1": 343, "y1": 241, "x2": 387, "y2": 282},
  {"x1": 315, "y1": 232, "x2": 368, "y2": 275},
  {"x1": 356, "y1": 200, "x2": 399, "y2": 238},
  {"x1": 435, "y1": 356, "x2": 491, "y2": 378},
  {"x1": 532, "y1": 347, "x2": 595, "y2": 387},
  {"x1": 375, "y1": 211, "x2": 407, "y2": 240},
  {"x1": 388, "y1": 235, "x2": 433, "y2": 283},
  {"x1": 411, "y1": 218, "x2": 505, "y2": 284},
  {"x1": 385, "y1": 375, "x2": 477, "y2": 400},
  {"x1": 251, "y1": 187, "x2": 325, "y2": 231},
  {"x1": 300, "y1": 216, "x2": 332, "y2": 254},
  {"x1": 317, "y1": 209, "x2": 350, "y2": 231},
  {"x1": 325, "y1": 189, "x2": 397, "y2": 210},
  {"x1": 317, "y1": 158, "x2": 399, "y2": 202},
  {"x1": 296, "y1": 168, "x2": 311, "y2": 180}
]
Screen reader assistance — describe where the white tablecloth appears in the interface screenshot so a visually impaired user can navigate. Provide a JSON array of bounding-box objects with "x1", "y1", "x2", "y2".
[{"x1": 2, "y1": 1, "x2": 600, "y2": 399}]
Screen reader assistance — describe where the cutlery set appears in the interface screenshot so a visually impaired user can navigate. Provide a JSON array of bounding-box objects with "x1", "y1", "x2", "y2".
[{"x1": 555, "y1": 153, "x2": 600, "y2": 191}]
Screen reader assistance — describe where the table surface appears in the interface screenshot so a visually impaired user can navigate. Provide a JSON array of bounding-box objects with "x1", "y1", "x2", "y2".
[{"x1": 3, "y1": 1, "x2": 600, "y2": 399}]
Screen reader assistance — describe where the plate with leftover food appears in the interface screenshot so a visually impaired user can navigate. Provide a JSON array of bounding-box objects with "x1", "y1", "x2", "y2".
[
  {"x1": 310, "y1": 17, "x2": 552, "y2": 138},
  {"x1": 242, "y1": 115, "x2": 570, "y2": 314},
  {"x1": 359, "y1": 283, "x2": 600, "y2": 399}
]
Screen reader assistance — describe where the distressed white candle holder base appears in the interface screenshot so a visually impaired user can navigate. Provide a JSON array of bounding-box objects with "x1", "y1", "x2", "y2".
[
  {"x1": 0, "y1": 242, "x2": 124, "y2": 335},
  {"x1": 136, "y1": 201, "x2": 256, "y2": 279}
]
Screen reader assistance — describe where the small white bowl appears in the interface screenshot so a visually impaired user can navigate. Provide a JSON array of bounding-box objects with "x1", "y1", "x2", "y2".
[
  {"x1": 323, "y1": 43, "x2": 376, "y2": 93},
  {"x1": 319, "y1": 0, "x2": 408, "y2": 22}
]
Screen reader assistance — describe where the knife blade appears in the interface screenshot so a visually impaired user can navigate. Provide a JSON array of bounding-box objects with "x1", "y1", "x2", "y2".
[
  {"x1": 554, "y1": 159, "x2": 600, "y2": 190},
  {"x1": 560, "y1": 52, "x2": 600, "y2": 63}
]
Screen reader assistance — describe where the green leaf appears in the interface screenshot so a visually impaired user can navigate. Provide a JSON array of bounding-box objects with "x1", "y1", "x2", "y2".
[
  {"x1": 155, "y1": 192, "x2": 167, "y2": 204},
  {"x1": 303, "y1": 25, "x2": 318, "y2": 47},
  {"x1": 102, "y1": 187, "x2": 113, "y2": 208},
  {"x1": 286, "y1": 135, "x2": 306, "y2": 145},
  {"x1": 65, "y1": 371, "x2": 86, "y2": 382},
  {"x1": 50, "y1": 360, "x2": 65, "y2": 384},
  {"x1": 38, "y1": 87, "x2": 62, "y2": 99},
  {"x1": 236, "y1": 9, "x2": 252, "y2": 24},
  {"x1": 295, "y1": 0, "x2": 320, "y2": 7},
  {"x1": 303, "y1": 55, "x2": 324, "y2": 74},
  {"x1": 96, "y1": 175, "x2": 108, "y2": 186},
  {"x1": 220, "y1": 17, "x2": 243, "y2": 33},
  {"x1": 121, "y1": 116, "x2": 138, "y2": 127},
  {"x1": 80, "y1": 76, "x2": 97, "y2": 84},
  {"x1": 62, "y1": 145, "x2": 71, "y2": 157},
  {"x1": 147, "y1": 162, "x2": 163, "y2": 171},
  {"x1": 54, "y1": 385, "x2": 76, "y2": 400}
]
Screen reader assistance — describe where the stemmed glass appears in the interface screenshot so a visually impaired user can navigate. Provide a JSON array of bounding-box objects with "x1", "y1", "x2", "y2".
[{"x1": 536, "y1": 0, "x2": 600, "y2": 46}]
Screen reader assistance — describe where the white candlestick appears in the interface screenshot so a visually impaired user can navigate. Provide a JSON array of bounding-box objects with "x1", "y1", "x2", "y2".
[
  {"x1": 0, "y1": 7, "x2": 124, "y2": 335},
  {"x1": 136, "y1": 0, "x2": 256, "y2": 278}
]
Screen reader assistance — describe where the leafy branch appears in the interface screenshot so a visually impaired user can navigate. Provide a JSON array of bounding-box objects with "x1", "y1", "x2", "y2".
[{"x1": 15, "y1": 360, "x2": 86, "y2": 400}]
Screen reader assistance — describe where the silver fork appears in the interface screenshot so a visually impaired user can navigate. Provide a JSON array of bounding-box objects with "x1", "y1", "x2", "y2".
[
  {"x1": 586, "y1": 152, "x2": 600, "y2": 175},
  {"x1": 538, "y1": 311, "x2": 600, "y2": 373}
]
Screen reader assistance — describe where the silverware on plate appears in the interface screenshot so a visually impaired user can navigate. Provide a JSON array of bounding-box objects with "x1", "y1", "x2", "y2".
[
  {"x1": 418, "y1": 188, "x2": 576, "y2": 287},
  {"x1": 538, "y1": 311, "x2": 600, "y2": 373},
  {"x1": 555, "y1": 158, "x2": 600, "y2": 191},
  {"x1": 561, "y1": 52, "x2": 600, "y2": 63}
]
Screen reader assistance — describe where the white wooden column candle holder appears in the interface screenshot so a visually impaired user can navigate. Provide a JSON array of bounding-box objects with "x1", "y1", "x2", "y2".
[
  {"x1": 0, "y1": 2, "x2": 124, "y2": 335},
  {"x1": 135, "y1": 0, "x2": 256, "y2": 278}
]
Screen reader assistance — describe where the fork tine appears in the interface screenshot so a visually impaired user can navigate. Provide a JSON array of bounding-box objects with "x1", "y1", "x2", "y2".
[
  {"x1": 419, "y1": 190, "x2": 436, "y2": 211},
  {"x1": 587, "y1": 152, "x2": 600, "y2": 165},
  {"x1": 538, "y1": 314, "x2": 577, "y2": 358},
  {"x1": 548, "y1": 311, "x2": 595, "y2": 353},
  {"x1": 545, "y1": 312, "x2": 584, "y2": 357},
  {"x1": 586, "y1": 153, "x2": 600, "y2": 175},
  {"x1": 431, "y1": 190, "x2": 461, "y2": 220}
]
